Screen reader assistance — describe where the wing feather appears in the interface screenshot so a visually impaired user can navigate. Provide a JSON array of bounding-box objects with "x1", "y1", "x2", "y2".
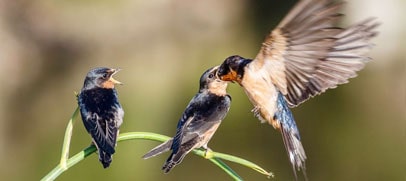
[
  {"x1": 252, "y1": 0, "x2": 379, "y2": 107},
  {"x1": 82, "y1": 113, "x2": 116, "y2": 154}
]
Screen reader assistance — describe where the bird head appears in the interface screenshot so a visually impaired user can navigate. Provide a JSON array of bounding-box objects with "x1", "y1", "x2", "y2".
[
  {"x1": 217, "y1": 55, "x2": 251, "y2": 84},
  {"x1": 83, "y1": 67, "x2": 123, "y2": 90},
  {"x1": 199, "y1": 66, "x2": 228, "y2": 96}
]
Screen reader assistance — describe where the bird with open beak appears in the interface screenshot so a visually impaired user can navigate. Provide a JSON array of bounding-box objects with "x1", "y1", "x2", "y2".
[
  {"x1": 142, "y1": 66, "x2": 231, "y2": 173},
  {"x1": 217, "y1": 0, "x2": 379, "y2": 180},
  {"x1": 78, "y1": 67, "x2": 124, "y2": 168}
]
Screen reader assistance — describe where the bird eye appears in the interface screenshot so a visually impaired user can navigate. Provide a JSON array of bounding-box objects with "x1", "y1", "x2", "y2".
[
  {"x1": 208, "y1": 73, "x2": 214, "y2": 79},
  {"x1": 102, "y1": 73, "x2": 109, "y2": 79}
]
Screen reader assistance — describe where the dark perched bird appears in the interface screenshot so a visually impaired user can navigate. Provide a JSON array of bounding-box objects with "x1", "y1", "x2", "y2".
[
  {"x1": 217, "y1": 0, "x2": 378, "y2": 180},
  {"x1": 78, "y1": 67, "x2": 124, "y2": 168},
  {"x1": 142, "y1": 66, "x2": 231, "y2": 173}
]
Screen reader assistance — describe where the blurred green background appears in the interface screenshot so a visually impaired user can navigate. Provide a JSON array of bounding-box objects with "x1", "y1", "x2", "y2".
[{"x1": 0, "y1": 0, "x2": 404, "y2": 180}]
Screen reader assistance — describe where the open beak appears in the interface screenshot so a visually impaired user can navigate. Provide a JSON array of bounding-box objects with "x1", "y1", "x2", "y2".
[
  {"x1": 219, "y1": 69, "x2": 237, "y2": 82},
  {"x1": 109, "y1": 68, "x2": 123, "y2": 85}
]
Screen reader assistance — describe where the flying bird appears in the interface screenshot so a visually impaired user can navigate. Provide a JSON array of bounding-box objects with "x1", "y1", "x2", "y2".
[
  {"x1": 78, "y1": 67, "x2": 124, "y2": 168},
  {"x1": 217, "y1": 0, "x2": 379, "y2": 179},
  {"x1": 142, "y1": 66, "x2": 231, "y2": 173}
]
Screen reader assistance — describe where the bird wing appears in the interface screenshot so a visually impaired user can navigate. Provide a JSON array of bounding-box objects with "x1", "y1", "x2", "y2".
[
  {"x1": 170, "y1": 114, "x2": 195, "y2": 154},
  {"x1": 171, "y1": 96, "x2": 225, "y2": 154},
  {"x1": 81, "y1": 107, "x2": 120, "y2": 154},
  {"x1": 251, "y1": 0, "x2": 379, "y2": 107},
  {"x1": 163, "y1": 107, "x2": 222, "y2": 173},
  {"x1": 186, "y1": 115, "x2": 221, "y2": 135},
  {"x1": 143, "y1": 115, "x2": 219, "y2": 160}
]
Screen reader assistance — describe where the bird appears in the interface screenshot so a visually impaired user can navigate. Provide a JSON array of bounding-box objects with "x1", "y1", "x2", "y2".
[
  {"x1": 216, "y1": 0, "x2": 379, "y2": 180},
  {"x1": 142, "y1": 66, "x2": 231, "y2": 173},
  {"x1": 78, "y1": 67, "x2": 124, "y2": 168}
]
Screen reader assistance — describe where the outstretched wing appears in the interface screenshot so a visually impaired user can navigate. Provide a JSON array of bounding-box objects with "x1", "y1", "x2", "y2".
[{"x1": 252, "y1": 0, "x2": 379, "y2": 107}]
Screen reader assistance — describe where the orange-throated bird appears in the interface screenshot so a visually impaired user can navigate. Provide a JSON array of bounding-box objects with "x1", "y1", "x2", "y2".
[
  {"x1": 142, "y1": 66, "x2": 231, "y2": 173},
  {"x1": 78, "y1": 67, "x2": 124, "y2": 168},
  {"x1": 217, "y1": 0, "x2": 379, "y2": 179}
]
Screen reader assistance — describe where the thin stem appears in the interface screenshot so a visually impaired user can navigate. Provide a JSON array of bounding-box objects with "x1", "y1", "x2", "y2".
[
  {"x1": 59, "y1": 106, "x2": 80, "y2": 169},
  {"x1": 208, "y1": 158, "x2": 243, "y2": 181},
  {"x1": 120, "y1": 132, "x2": 243, "y2": 180},
  {"x1": 42, "y1": 145, "x2": 96, "y2": 181},
  {"x1": 211, "y1": 151, "x2": 274, "y2": 178},
  {"x1": 42, "y1": 132, "x2": 272, "y2": 181},
  {"x1": 193, "y1": 148, "x2": 273, "y2": 178}
]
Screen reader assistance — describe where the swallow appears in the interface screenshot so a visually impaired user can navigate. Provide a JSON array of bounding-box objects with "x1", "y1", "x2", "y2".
[
  {"x1": 217, "y1": 0, "x2": 379, "y2": 179},
  {"x1": 78, "y1": 67, "x2": 124, "y2": 168},
  {"x1": 142, "y1": 66, "x2": 231, "y2": 173}
]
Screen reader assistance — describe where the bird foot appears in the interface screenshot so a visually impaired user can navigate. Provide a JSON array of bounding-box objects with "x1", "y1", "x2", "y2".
[
  {"x1": 203, "y1": 148, "x2": 214, "y2": 159},
  {"x1": 251, "y1": 106, "x2": 267, "y2": 123}
]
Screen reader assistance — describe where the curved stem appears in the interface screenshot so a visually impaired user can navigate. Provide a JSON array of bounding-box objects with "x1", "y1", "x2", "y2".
[
  {"x1": 42, "y1": 145, "x2": 96, "y2": 181},
  {"x1": 210, "y1": 151, "x2": 273, "y2": 178},
  {"x1": 42, "y1": 132, "x2": 272, "y2": 181},
  {"x1": 209, "y1": 158, "x2": 243, "y2": 180},
  {"x1": 59, "y1": 106, "x2": 79, "y2": 169},
  {"x1": 192, "y1": 148, "x2": 273, "y2": 178}
]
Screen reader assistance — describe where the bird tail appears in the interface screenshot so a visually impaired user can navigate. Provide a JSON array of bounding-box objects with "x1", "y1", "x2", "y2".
[
  {"x1": 99, "y1": 150, "x2": 113, "y2": 168},
  {"x1": 275, "y1": 92, "x2": 307, "y2": 180},
  {"x1": 162, "y1": 138, "x2": 199, "y2": 173},
  {"x1": 91, "y1": 141, "x2": 114, "y2": 168},
  {"x1": 280, "y1": 126, "x2": 307, "y2": 181},
  {"x1": 142, "y1": 139, "x2": 173, "y2": 159},
  {"x1": 162, "y1": 151, "x2": 188, "y2": 173}
]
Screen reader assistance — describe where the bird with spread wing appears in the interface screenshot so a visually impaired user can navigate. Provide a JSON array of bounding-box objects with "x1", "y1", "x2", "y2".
[{"x1": 217, "y1": 0, "x2": 379, "y2": 180}]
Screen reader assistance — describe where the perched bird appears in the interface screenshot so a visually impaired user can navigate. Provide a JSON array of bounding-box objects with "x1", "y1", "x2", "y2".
[
  {"x1": 78, "y1": 67, "x2": 124, "y2": 168},
  {"x1": 217, "y1": 0, "x2": 378, "y2": 179},
  {"x1": 142, "y1": 66, "x2": 231, "y2": 173}
]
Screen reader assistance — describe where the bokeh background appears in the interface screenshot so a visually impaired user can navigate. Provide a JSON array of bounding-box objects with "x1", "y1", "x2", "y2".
[{"x1": 0, "y1": 0, "x2": 404, "y2": 180}]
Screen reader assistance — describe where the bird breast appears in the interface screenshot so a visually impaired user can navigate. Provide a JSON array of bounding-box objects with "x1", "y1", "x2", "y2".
[{"x1": 240, "y1": 67, "x2": 278, "y2": 125}]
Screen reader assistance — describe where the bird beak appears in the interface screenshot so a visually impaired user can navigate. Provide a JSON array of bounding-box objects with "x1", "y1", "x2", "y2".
[
  {"x1": 217, "y1": 66, "x2": 234, "y2": 81},
  {"x1": 219, "y1": 69, "x2": 237, "y2": 82},
  {"x1": 110, "y1": 68, "x2": 123, "y2": 85}
]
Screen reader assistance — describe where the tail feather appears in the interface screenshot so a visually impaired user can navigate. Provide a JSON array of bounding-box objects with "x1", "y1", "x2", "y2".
[
  {"x1": 162, "y1": 137, "x2": 199, "y2": 173},
  {"x1": 280, "y1": 126, "x2": 307, "y2": 181},
  {"x1": 92, "y1": 141, "x2": 114, "y2": 168},
  {"x1": 99, "y1": 150, "x2": 113, "y2": 168},
  {"x1": 162, "y1": 151, "x2": 188, "y2": 173},
  {"x1": 275, "y1": 92, "x2": 307, "y2": 180},
  {"x1": 142, "y1": 139, "x2": 173, "y2": 159}
]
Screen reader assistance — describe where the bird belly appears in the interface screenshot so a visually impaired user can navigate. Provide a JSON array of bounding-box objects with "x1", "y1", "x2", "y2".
[
  {"x1": 241, "y1": 69, "x2": 279, "y2": 128},
  {"x1": 198, "y1": 122, "x2": 221, "y2": 148}
]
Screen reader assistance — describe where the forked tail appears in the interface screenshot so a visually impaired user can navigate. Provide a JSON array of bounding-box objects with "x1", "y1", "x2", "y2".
[{"x1": 275, "y1": 92, "x2": 308, "y2": 180}]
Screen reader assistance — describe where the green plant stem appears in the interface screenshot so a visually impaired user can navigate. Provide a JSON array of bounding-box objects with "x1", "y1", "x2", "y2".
[
  {"x1": 208, "y1": 158, "x2": 243, "y2": 180},
  {"x1": 121, "y1": 132, "x2": 244, "y2": 180},
  {"x1": 42, "y1": 132, "x2": 272, "y2": 181},
  {"x1": 59, "y1": 106, "x2": 79, "y2": 169},
  {"x1": 192, "y1": 148, "x2": 273, "y2": 178},
  {"x1": 211, "y1": 151, "x2": 273, "y2": 178},
  {"x1": 42, "y1": 145, "x2": 96, "y2": 181}
]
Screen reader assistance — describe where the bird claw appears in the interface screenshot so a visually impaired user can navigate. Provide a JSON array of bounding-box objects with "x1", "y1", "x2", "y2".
[
  {"x1": 203, "y1": 148, "x2": 214, "y2": 159},
  {"x1": 251, "y1": 106, "x2": 267, "y2": 123}
]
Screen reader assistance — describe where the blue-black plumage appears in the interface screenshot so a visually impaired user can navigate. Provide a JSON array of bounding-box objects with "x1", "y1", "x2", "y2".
[
  {"x1": 78, "y1": 67, "x2": 124, "y2": 168},
  {"x1": 142, "y1": 66, "x2": 231, "y2": 173}
]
